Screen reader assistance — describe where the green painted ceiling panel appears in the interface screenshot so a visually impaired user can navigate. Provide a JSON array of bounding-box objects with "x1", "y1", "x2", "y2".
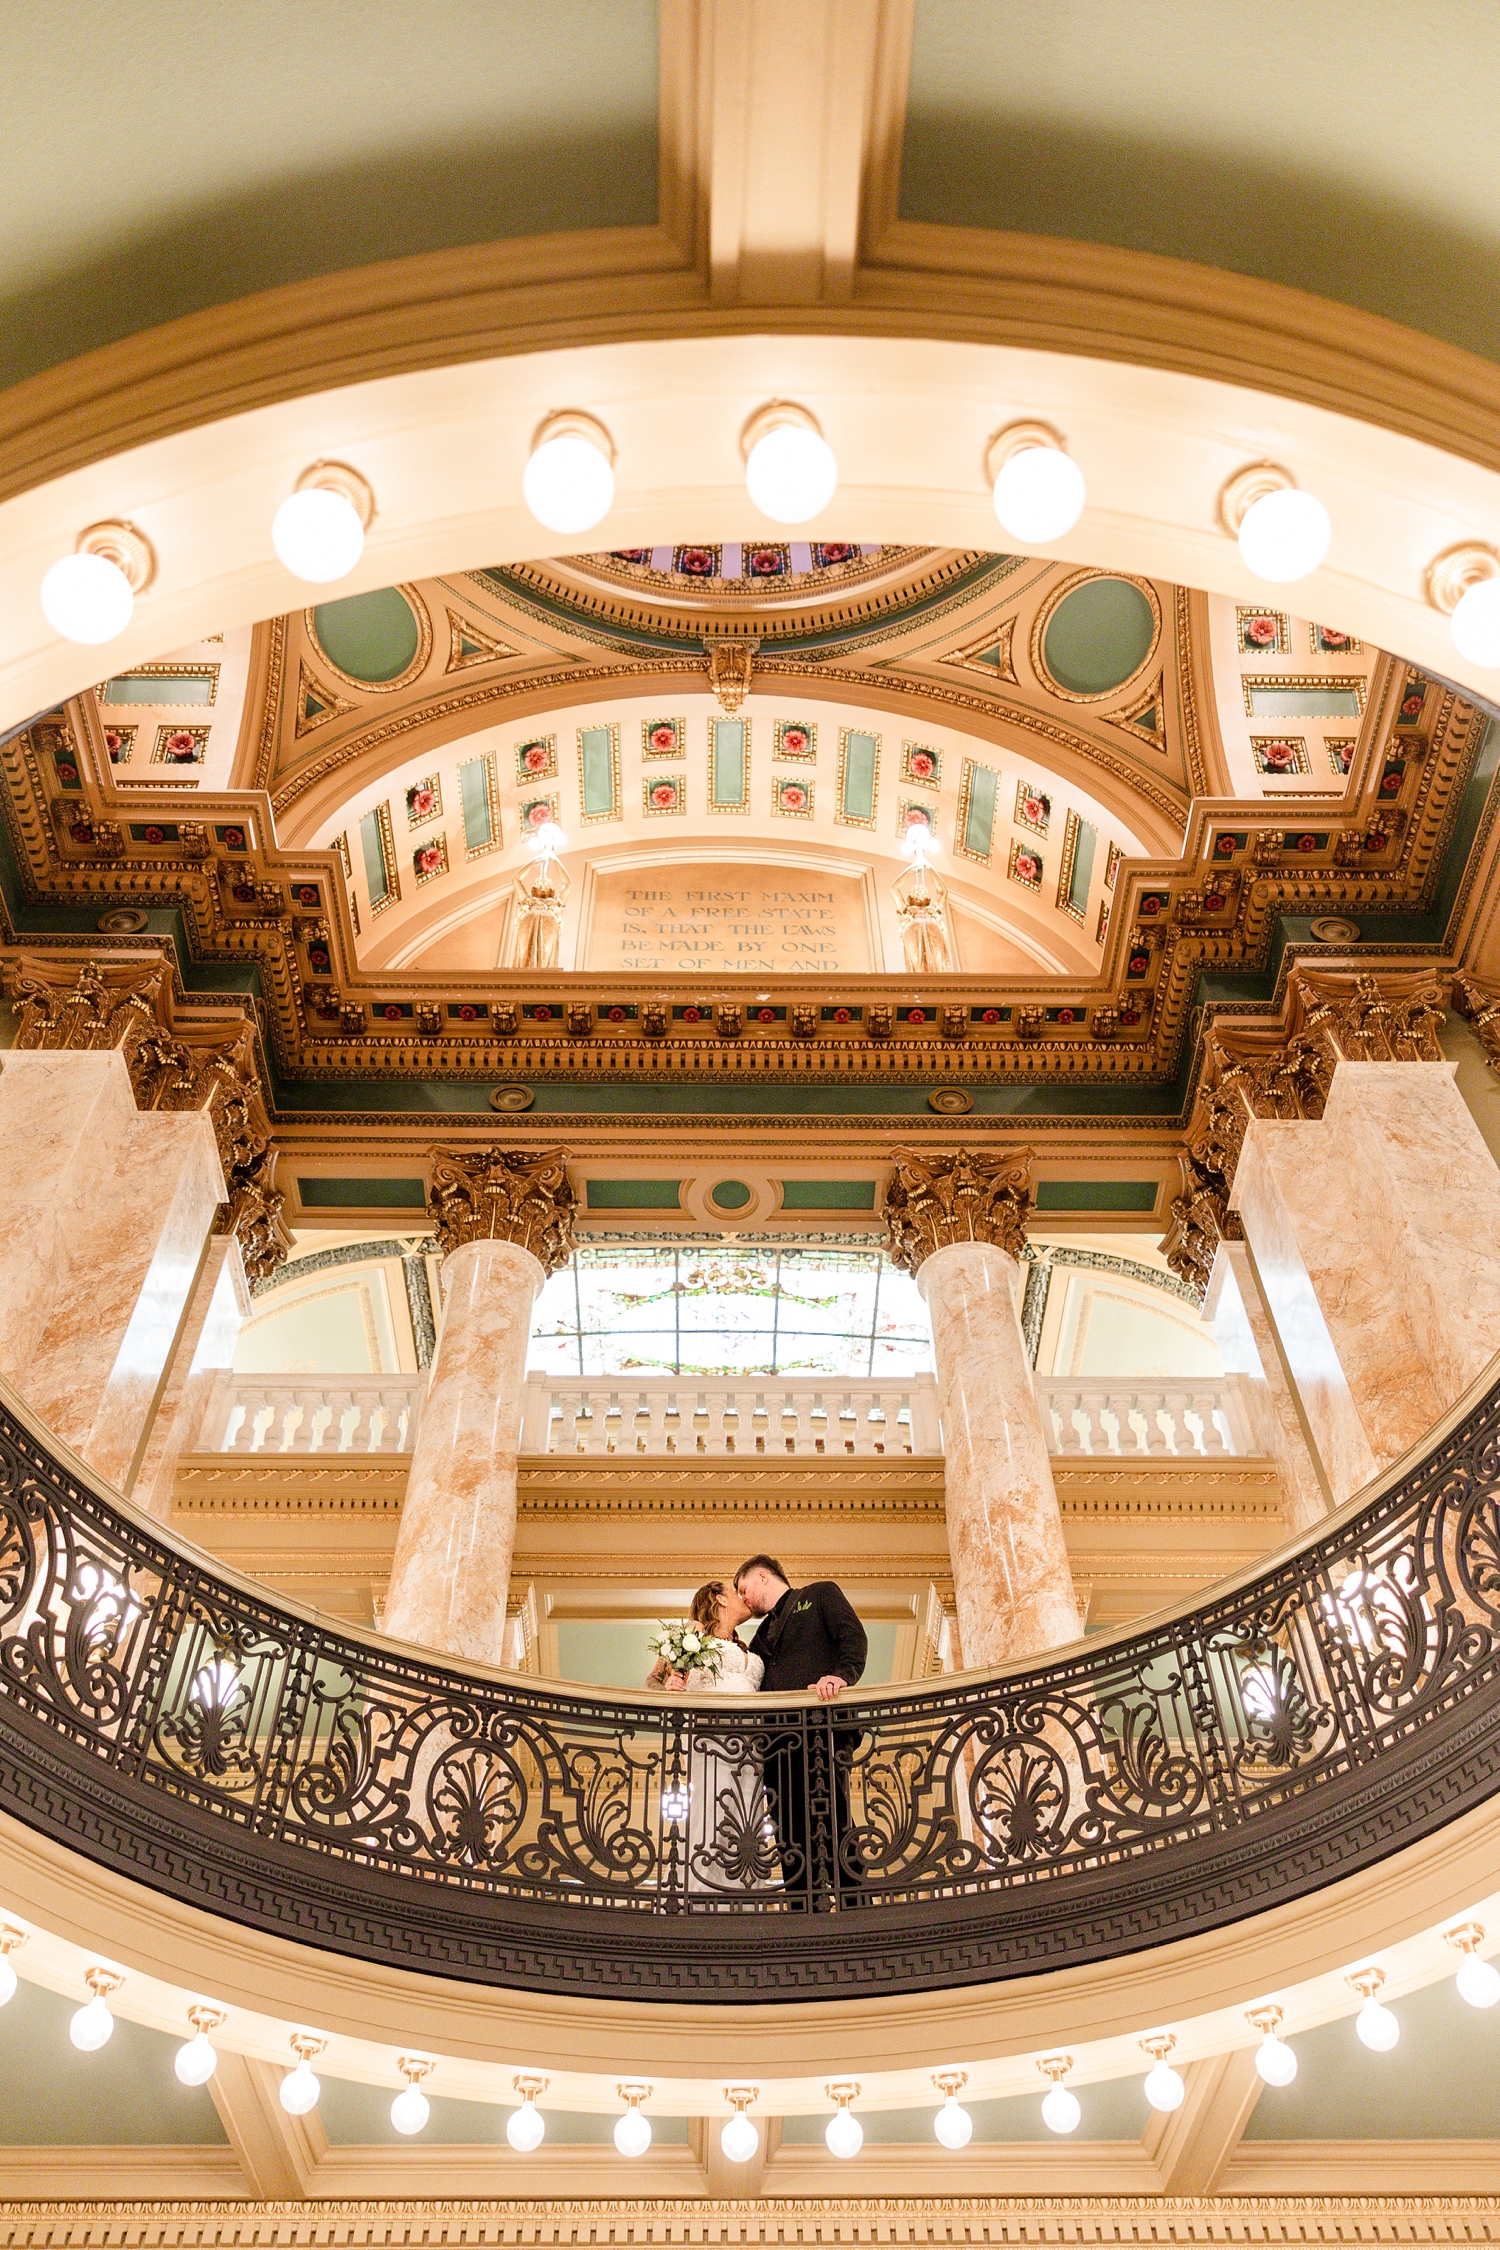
[
  {"x1": 779, "y1": 1180, "x2": 877, "y2": 1211},
  {"x1": 901, "y1": 0, "x2": 1500, "y2": 363},
  {"x1": 0, "y1": 0, "x2": 659, "y2": 384},
  {"x1": 1042, "y1": 578, "x2": 1154, "y2": 695},
  {"x1": 0, "y1": 1979, "x2": 226, "y2": 2145},
  {"x1": 299, "y1": 1176, "x2": 427, "y2": 1209},
  {"x1": 1034, "y1": 1179, "x2": 1158, "y2": 1212},
  {"x1": 585, "y1": 1179, "x2": 682, "y2": 1210},
  {"x1": 313, "y1": 588, "x2": 420, "y2": 684}
]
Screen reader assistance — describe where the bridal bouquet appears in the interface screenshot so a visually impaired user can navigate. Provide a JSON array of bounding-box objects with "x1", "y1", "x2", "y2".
[{"x1": 648, "y1": 1619, "x2": 723, "y2": 1681}]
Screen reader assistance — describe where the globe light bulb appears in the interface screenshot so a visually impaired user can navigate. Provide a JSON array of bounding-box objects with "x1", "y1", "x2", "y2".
[
  {"x1": 1040, "y1": 2083, "x2": 1080, "y2": 2134},
  {"x1": 391, "y1": 2084, "x2": 430, "y2": 2136},
  {"x1": 523, "y1": 434, "x2": 615, "y2": 535},
  {"x1": 174, "y1": 2032, "x2": 219, "y2": 2087},
  {"x1": 1237, "y1": 487, "x2": 1332, "y2": 583},
  {"x1": 721, "y1": 2111, "x2": 759, "y2": 2162},
  {"x1": 1143, "y1": 2060, "x2": 1186, "y2": 2112},
  {"x1": 1458, "y1": 1955, "x2": 1500, "y2": 2009},
  {"x1": 279, "y1": 2060, "x2": 321, "y2": 2114},
  {"x1": 507, "y1": 2098, "x2": 546, "y2": 2152},
  {"x1": 69, "y1": 1996, "x2": 114, "y2": 2052},
  {"x1": 824, "y1": 2106, "x2": 863, "y2": 2160},
  {"x1": 1356, "y1": 1997, "x2": 1400, "y2": 2051},
  {"x1": 903, "y1": 822, "x2": 940, "y2": 857},
  {"x1": 272, "y1": 488, "x2": 366, "y2": 584},
  {"x1": 992, "y1": 445, "x2": 1086, "y2": 545},
  {"x1": 40, "y1": 551, "x2": 135, "y2": 645},
  {"x1": 0, "y1": 1959, "x2": 17, "y2": 2007},
  {"x1": 745, "y1": 425, "x2": 838, "y2": 525},
  {"x1": 613, "y1": 2105, "x2": 652, "y2": 2157},
  {"x1": 530, "y1": 819, "x2": 568, "y2": 857},
  {"x1": 1255, "y1": 2034, "x2": 1298, "y2": 2087},
  {"x1": 1450, "y1": 578, "x2": 1500, "y2": 667},
  {"x1": 933, "y1": 2094, "x2": 973, "y2": 2149}
]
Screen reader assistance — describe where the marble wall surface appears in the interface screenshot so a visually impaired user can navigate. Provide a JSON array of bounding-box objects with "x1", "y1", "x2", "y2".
[
  {"x1": 0, "y1": 1051, "x2": 223, "y2": 1488},
  {"x1": 133, "y1": 1236, "x2": 250, "y2": 1517},
  {"x1": 1206, "y1": 1240, "x2": 1329, "y2": 1529},
  {"x1": 919, "y1": 1239, "x2": 1081, "y2": 1665},
  {"x1": 1233, "y1": 1060, "x2": 1500, "y2": 1503}
]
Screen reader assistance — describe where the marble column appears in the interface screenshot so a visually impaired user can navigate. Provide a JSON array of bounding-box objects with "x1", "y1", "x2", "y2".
[
  {"x1": 1232, "y1": 1059, "x2": 1500, "y2": 1500},
  {"x1": 0, "y1": 1049, "x2": 224, "y2": 1487},
  {"x1": 1204, "y1": 1239, "x2": 1328, "y2": 1530},
  {"x1": 131, "y1": 1236, "x2": 251, "y2": 1516},
  {"x1": 886, "y1": 1149, "x2": 1081, "y2": 1668},
  {"x1": 381, "y1": 1148, "x2": 573, "y2": 1665}
]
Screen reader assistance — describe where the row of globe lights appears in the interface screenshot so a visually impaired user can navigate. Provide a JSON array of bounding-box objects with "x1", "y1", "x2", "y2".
[
  {"x1": 11, "y1": 1917, "x2": 1498, "y2": 2154},
  {"x1": 37, "y1": 392, "x2": 1500, "y2": 668}
]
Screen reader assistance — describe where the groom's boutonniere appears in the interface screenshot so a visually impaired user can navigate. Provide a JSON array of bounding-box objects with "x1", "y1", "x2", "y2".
[{"x1": 794, "y1": 1599, "x2": 812, "y2": 1613}]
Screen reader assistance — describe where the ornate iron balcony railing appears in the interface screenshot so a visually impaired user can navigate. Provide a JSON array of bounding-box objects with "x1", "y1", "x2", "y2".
[{"x1": 1, "y1": 1364, "x2": 1498, "y2": 1999}]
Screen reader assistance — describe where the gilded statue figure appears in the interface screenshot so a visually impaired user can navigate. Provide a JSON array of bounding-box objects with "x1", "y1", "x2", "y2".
[
  {"x1": 892, "y1": 860, "x2": 952, "y2": 974},
  {"x1": 510, "y1": 856, "x2": 570, "y2": 970}
]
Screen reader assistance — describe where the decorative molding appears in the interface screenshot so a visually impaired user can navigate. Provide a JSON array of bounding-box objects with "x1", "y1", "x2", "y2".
[
  {"x1": 428, "y1": 1146, "x2": 575, "y2": 1269},
  {"x1": 884, "y1": 1146, "x2": 1033, "y2": 1269}
]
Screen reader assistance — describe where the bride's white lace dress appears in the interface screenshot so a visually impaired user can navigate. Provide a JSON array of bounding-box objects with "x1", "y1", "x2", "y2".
[{"x1": 677, "y1": 1636, "x2": 773, "y2": 1895}]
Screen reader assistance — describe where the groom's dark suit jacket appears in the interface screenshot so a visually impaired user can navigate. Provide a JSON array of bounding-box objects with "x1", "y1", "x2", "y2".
[{"x1": 747, "y1": 1582, "x2": 867, "y2": 1692}]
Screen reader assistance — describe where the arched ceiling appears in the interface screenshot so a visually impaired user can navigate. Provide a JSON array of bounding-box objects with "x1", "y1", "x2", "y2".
[{"x1": 6, "y1": 0, "x2": 1500, "y2": 390}]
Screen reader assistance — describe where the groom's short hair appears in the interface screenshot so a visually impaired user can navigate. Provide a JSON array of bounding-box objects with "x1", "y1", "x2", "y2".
[{"x1": 735, "y1": 1553, "x2": 788, "y2": 1590}]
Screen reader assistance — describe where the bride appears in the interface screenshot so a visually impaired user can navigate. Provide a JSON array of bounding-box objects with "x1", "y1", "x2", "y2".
[{"x1": 646, "y1": 1580, "x2": 775, "y2": 1895}]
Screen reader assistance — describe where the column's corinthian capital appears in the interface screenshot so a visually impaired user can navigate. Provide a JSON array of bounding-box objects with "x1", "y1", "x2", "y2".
[
  {"x1": 883, "y1": 1147, "x2": 1033, "y2": 1273},
  {"x1": 429, "y1": 1146, "x2": 575, "y2": 1272}
]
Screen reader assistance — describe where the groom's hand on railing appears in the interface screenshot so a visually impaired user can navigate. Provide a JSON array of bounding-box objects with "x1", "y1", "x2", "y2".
[{"x1": 811, "y1": 1674, "x2": 847, "y2": 1702}]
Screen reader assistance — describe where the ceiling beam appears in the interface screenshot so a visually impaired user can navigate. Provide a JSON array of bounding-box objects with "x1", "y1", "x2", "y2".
[
  {"x1": 207, "y1": 2052, "x2": 325, "y2": 2200},
  {"x1": 1147, "y1": 2048, "x2": 1264, "y2": 2193}
]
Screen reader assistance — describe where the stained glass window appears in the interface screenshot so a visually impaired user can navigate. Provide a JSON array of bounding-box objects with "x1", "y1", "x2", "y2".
[{"x1": 528, "y1": 1246, "x2": 932, "y2": 1379}]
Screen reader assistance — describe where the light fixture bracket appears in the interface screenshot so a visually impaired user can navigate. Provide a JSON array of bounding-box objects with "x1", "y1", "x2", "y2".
[
  {"x1": 83, "y1": 1965, "x2": 124, "y2": 2001},
  {"x1": 825, "y1": 2079, "x2": 860, "y2": 2107},
  {"x1": 724, "y1": 2084, "x2": 758, "y2": 2113},
  {"x1": 740, "y1": 398, "x2": 822, "y2": 462},
  {"x1": 514, "y1": 2074, "x2": 548, "y2": 2100},
  {"x1": 290, "y1": 2030, "x2": 328, "y2": 2063},
  {"x1": 1427, "y1": 543, "x2": 1500, "y2": 615},
  {"x1": 933, "y1": 2070, "x2": 968, "y2": 2098},
  {"x1": 1245, "y1": 2004, "x2": 1284, "y2": 2037},
  {"x1": 1139, "y1": 2032, "x2": 1177, "y2": 2063},
  {"x1": 187, "y1": 2003, "x2": 226, "y2": 2035},
  {"x1": 0, "y1": 1925, "x2": 26, "y2": 1957},
  {"x1": 617, "y1": 2080, "x2": 651, "y2": 2107},
  {"x1": 1218, "y1": 462, "x2": 1295, "y2": 537},
  {"x1": 1345, "y1": 1966, "x2": 1386, "y2": 2001},
  {"x1": 1446, "y1": 1920, "x2": 1486, "y2": 1956},
  {"x1": 984, "y1": 420, "x2": 1065, "y2": 486},
  {"x1": 76, "y1": 521, "x2": 155, "y2": 594},
  {"x1": 532, "y1": 409, "x2": 616, "y2": 465},
  {"x1": 293, "y1": 460, "x2": 376, "y2": 530},
  {"x1": 1037, "y1": 2053, "x2": 1073, "y2": 2083},
  {"x1": 397, "y1": 2054, "x2": 435, "y2": 2086}
]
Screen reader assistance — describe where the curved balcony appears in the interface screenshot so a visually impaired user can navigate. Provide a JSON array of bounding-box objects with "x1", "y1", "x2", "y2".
[{"x1": 0, "y1": 1361, "x2": 1498, "y2": 2003}]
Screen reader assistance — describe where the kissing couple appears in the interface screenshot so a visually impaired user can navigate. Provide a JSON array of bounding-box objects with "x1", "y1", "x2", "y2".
[{"x1": 647, "y1": 1555, "x2": 868, "y2": 1905}]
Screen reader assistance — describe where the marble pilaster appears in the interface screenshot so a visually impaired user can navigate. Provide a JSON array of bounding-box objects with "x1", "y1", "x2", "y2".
[
  {"x1": 1232, "y1": 1060, "x2": 1500, "y2": 1501},
  {"x1": 381, "y1": 1147, "x2": 574, "y2": 1665},
  {"x1": 0, "y1": 1049, "x2": 225, "y2": 1487},
  {"x1": 1204, "y1": 1240, "x2": 1328, "y2": 1530},
  {"x1": 131, "y1": 1236, "x2": 251, "y2": 1517},
  {"x1": 886, "y1": 1149, "x2": 1080, "y2": 1668}
]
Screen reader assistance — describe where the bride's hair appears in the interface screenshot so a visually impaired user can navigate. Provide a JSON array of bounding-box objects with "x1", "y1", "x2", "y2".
[{"x1": 690, "y1": 1580, "x2": 726, "y2": 1633}]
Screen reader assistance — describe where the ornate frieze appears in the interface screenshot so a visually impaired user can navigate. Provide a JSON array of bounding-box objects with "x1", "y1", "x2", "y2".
[
  {"x1": 883, "y1": 1147, "x2": 1033, "y2": 1271},
  {"x1": 428, "y1": 1146, "x2": 575, "y2": 1271}
]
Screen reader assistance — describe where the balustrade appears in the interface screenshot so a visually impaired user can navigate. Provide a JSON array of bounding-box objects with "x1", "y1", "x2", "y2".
[
  {"x1": 1034, "y1": 1374, "x2": 1263, "y2": 1458},
  {"x1": 518, "y1": 1371, "x2": 943, "y2": 1456},
  {"x1": 1, "y1": 1358, "x2": 1499, "y2": 2001},
  {"x1": 193, "y1": 1370, "x2": 424, "y2": 1454},
  {"x1": 188, "y1": 1369, "x2": 1266, "y2": 1460}
]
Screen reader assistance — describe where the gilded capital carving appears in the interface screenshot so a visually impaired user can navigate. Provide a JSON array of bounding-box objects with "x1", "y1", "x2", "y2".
[
  {"x1": 429, "y1": 1146, "x2": 575, "y2": 1272},
  {"x1": 1452, "y1": 971, "x2": 1500, "y2": 1071},
  {"x1": 883, "y1": 1148, "x2": 1032, "y2": 1272}
]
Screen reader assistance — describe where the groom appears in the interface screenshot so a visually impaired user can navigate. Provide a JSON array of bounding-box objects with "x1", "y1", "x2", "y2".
[{"x1": 735, "y1": 1554, "x2": 867, "y2": 1908}]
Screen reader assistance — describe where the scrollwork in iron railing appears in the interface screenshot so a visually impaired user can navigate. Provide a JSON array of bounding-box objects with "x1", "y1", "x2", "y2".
[{"x1": 3, "y1": 1370, "x2": 1500, "y2": 1997}]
